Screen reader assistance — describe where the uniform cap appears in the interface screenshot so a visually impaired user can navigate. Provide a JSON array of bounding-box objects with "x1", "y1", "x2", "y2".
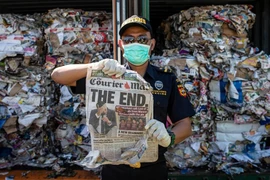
[{"x1": 119, "y1": 15, "x2": 153, "y2": 37}]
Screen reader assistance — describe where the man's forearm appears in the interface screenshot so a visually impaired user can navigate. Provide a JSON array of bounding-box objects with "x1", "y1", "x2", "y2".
[
  {"x1": 171, "y1": 117, "x2": 192, "y2": 144},
  {"x1": 51, "y1": 64, "x2": 89, "y2": 85}
]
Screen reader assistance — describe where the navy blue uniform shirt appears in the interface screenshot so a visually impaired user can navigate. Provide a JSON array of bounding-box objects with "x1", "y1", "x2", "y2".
[{"x1": 70, "y1": 63, "x2": 195, "y2": 162}]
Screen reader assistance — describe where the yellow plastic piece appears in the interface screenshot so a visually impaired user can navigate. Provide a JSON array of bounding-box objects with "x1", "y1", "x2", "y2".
[{"x1": 129, "y1": 162, "x2": 141, "y2": 168}]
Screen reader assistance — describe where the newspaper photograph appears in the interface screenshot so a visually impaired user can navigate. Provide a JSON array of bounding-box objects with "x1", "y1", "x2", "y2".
[{"x1": 80, "y1": 66, "x2": 158, "y2": 168}]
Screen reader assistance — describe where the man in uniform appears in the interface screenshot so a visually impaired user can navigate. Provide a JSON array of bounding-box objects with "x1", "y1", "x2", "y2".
[{"x1": 51, "y1": 15, "x2": 195, "y2": 180}]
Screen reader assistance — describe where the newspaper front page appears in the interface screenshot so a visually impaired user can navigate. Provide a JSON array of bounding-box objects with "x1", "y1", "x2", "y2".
[{"x1": 80, "y1": 67, "x2": 158, "y2": 168}]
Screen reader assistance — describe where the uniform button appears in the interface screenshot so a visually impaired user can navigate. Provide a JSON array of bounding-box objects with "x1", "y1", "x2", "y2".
[{"x1": 157, "y1": 101, "x2": 160, "y2": 105}]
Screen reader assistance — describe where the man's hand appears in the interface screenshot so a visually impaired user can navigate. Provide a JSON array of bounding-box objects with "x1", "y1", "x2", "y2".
[
  {"x1": 145, "y1": 119, "x2": 171, "y2": 147},
  {"x1": 102, "y1": 116, "x2": 112, "y2": 126},
  {"x1": 93, "y1": 59, "x2": 126, "y2": 77}
]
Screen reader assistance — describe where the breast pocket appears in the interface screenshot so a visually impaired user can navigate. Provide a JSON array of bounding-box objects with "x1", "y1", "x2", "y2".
[{"x1": 153, "y1": 95, "x2": 168, "y2": 123}]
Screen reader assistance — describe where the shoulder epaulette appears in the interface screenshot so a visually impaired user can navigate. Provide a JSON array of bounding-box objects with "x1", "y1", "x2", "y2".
[{"x1": 156, "y1": 66, "x2": 173, "y2": 73}]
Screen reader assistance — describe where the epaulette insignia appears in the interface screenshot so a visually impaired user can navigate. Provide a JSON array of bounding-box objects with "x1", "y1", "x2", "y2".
[{"x1": 158, "y1": 66, "x2": 173, "y2": 73}]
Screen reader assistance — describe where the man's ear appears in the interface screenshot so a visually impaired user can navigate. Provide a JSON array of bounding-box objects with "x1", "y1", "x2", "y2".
[
  {"x1": 118, "y1": 39, "x2": 124, "y2": 51},
  {"x1": 150, "y1": 39, "x2": 156, "y2": 51}
]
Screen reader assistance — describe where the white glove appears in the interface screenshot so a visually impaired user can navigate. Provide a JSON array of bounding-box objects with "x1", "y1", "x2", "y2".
[
  {"x1": 145, "y1": 119, "x2": 171, "y2": 147},
  {"x1": 92, "y1": 59, "x2": 126, "y2": 78}
]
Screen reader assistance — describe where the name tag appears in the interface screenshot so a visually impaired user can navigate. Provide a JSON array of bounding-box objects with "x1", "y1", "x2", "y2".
[{"x1": 152, "y1": 90, "x2": 167, "y2": 96}]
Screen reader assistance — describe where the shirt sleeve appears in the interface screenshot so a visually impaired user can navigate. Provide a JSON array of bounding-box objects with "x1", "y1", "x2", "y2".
[
  {"x1": 70, "y1": 77, "x2": 86, "y2": 94},
  {"x1": 168, "y1": 75, "x2": 195, "y2": 123}
]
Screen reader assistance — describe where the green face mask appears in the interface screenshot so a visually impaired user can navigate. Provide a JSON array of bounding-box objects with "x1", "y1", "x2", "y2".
[{"x1": 123, "y1": 43, "x2": 150, "y2": 66}]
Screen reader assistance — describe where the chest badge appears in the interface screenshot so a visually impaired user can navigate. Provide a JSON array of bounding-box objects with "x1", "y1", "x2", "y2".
[
  {"x1": 155, "y1": 80, "x2": 163, "y2": 90},
  {"x1": 152, "y1": 80, "x2": 166, "y2": 95}
]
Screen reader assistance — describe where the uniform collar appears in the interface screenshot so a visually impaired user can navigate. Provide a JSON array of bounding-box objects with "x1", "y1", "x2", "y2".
[
  {"x1": 145, "y1": 63, "x2": 155, "y2": 80},
  {"x1": 124, "y1": 62, "x2": 155, "y2": 80}
]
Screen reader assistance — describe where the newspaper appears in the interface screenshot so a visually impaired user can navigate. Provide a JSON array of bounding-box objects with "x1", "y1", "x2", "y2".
[{"x1": 79, "y1": 66, "x2": 158, "y2": 168}]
